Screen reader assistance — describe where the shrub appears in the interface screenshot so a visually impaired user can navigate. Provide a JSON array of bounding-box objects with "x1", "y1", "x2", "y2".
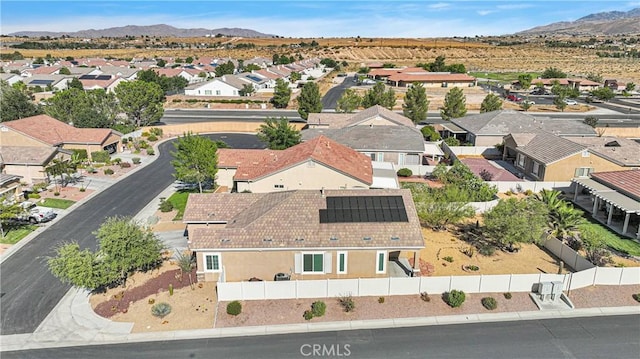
[
  {"x1": 478, "y1": 244, "x2": 496, "y2": 257},
  {"x1": 79, "y1": 188, "x2": 86, "y2": 192},
  {"x1": 119, "y1": 162, "x2": 131, "y2": 168},
  {"x1": 311, "y1": 301, "x2": 326, "y2": 317},
  {"x1": 479, "y1": 169, "x2": 494, "y2": 181},
  {"x1": 72, "y1": 149, "x2": 88, "y2": 161},
  {"x1": 524, "y1": 189, "x2": 534, "y2": 196},
  {"x1": 159, "y1": 199, "x2": 174, "y2": 212},
  {"x1": 122, "y1": 138, "x2": 128, "y2": 144},
  {"x1": 481, "y1": 297, "x2": 498, "y2": 310},
  {"x1": 420, "y1": 292, "x2": 431, "y2": 302},
  {"x1": 91, "y1": 150, "x2": 110, "y2": 163},
  {"x1": 141, "y1": 131, "x2": 150, "y2": 137},
  {"x1": 226, "y1": 301, "x2": 242, "y2": 316},
  {"x1": 147, "y1": 135, "x2": 158, "y2": 142},
  {"x1": 504, "y1": 292, "x2": 512, "y2": 300},
  {"x1": 338, "y1": 294, "x2": 355, "y2": 312},
  {"x1": 132, "y1": 157, "x2": 141, "y2": 164},
  {"x1": 378, "y1": 297, "x2": 385, "y2": 304},
  {"x1": 146, "y1": 148, "x2": 155, "y2": 156},
  {"x1": 53, "y1": 192, "x2": 60, "y2": 196},
  {"x1": 138, "y1": 140, "x2": 149, "y2": 149},
  {"x1": 397, "y1": 168, "x2": 413, "y2": 177},
  {"x1": 444, "y1": 290, "x2": 466, "y2": 308},
  {"x1": 28, "y1": 193, "x2": 41, "y2": 199},
  {"x1": 103, "y1": 168, "x2": 114, "y2": 175},
  {"x1": 151, "y1": 302, "x2": 172, "y2": 318},
  {"x1": 172, "y1": 99, "x2": 182, "y2": 103},
  {"x1": 150, "y1": 127, "x2": 163, "y2": 137},
  {"x1": 303, "y1": 309, "x2": 314, "y2": 320},
  {"x1": 148, "y1": 298, "x2": 155, "y2": 304},
  {"x1": 466, "y1": 265, "x2": 479, "y2": 271},
  {"x1": 443, "y1": 256, "x2": 454, "y2": 263},
  {"x1": 633, "y1": 294, "x2": 640, "y2": 303}
]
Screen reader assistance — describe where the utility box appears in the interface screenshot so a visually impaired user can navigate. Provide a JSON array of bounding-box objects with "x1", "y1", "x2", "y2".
[{"x1": 551, "y1": 281, "x2": 564, "y2": 300}]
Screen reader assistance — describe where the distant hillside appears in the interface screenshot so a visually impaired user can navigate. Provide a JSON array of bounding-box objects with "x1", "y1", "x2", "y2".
[
  {"x1": 517, "y1": 8, "x2": 640, "y2": 36},
  {"x1": 9, "y1": 24, "x2": 275, "y2": 38}
]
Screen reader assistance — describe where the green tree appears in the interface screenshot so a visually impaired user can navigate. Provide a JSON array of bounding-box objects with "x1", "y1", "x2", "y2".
[
  {"x1": 579, "y1": 225, "x2": 613, "y2": 266},
  {"x1": 431, "y1": 55, "x2": 447, "y2": 72},
  {"x1": 239, "y1": 83, "x2": 255, "y2": 97},
  {"x1": 443, "y1": 136, "x2": 460, "y2": 146},
  {"x1": 297, "y1": 81, "x2": 323, "y2": 120},
  {"x1": 59, "y1": 67, "x2": 71, "y2": 75},
  {"x1": 517, "y1": 74, "x2": 533, "y2": 90},
  {"x1": 115, "y1": 80, "x2": 164, "y2": 127},
  {"x1": 290, "y1": 72, "x2": 302, "y2": 82},
  {"x1": 45, "y1": 88, "x2": 117, "y2": 128},
  {"x1": 402, "y1": 82, "x2": 429, "y2": 124},
  {"x1": 0, "y1": 198, "x2": 24, "y2": 238},
  {"x1": 271, "y1": 78, "x2": 291, "y2": 109},
  {"x1": 362, "y1": 82, "x2": 396, "y2": 109},
  {"x1": 336, "y1": 89, "x2": 361, "y2": 113},
  {"x1": 440, "y1": 87, "x2": 467, "y2": 120},
  {"x1": 94, "y1": 216, "x2": 164, "y2": 286},
  {"x1": 586, "y1": 73, "x2": 603, "y2": 83},
  {"x1": 0, "y1": 80, "x2": 41, "y2": 121},
  {"x1": 214, "y1": 60, "x2": 235, "y2": 77},
  {"x1": 420, "y1": 125, "x2": 441, "y2": 141},
  {"x1": 480, "y1": 93, "x2": 503, "y2": 113},
  {"x1": 583, "y1": 116, "x2": 599, "y2": 128},
  {"x1": 244, "y1": 63, "x2": 261, "y2": 72},
  {"x1": 483, "y1": 198, "x2": 549, "y2": 251},
  {"x1": 185, "y1": 56, "x2": 194, "y2": 64},
  {"x1": 553, "y1": 95, "x2": 567, "y2": 112},
  {"x1": 174, "y1": 250, "x2": 195, "y2": 289},
  {"x1": 68, "y1": 77, "x2": 84, "y2": 90},
  {"x1": 257, "y1": 117, "x2": 301, "y2": 150},
  {"x1": 155, "y1": 58, "x2": 166, "y2": 68},
  {"x1": 171, "y1": 132, "x2": 219, "y2": 193},
  {"x1": 535, "y1": 189, "x2": 584, "y2": 240},
  {"x1": 625, "y1": 82, "x2": 636, "y2": 92},
  {"x1": 590, "y1": 87, "x2": 615, "y2": 102},
  {"x1": 405, "y1": 183, "x2": 474, "y2": 230},
  {"x1": 48, "y1": 242, "x2": 117, "y2": 291},
  {"x1": 541, "y1": 67, "x2": 567, "y2": 79},
  {"x1": 520, "y1": 100, "x2": 533, "y2": 112},
  {"x1": 446, "y1": 63, "x2": 466, "y2": 74}
]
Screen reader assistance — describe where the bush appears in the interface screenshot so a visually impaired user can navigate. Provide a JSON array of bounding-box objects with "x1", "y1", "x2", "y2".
[
  {"x1": 633, "y1": 294, "x2": 640, "y2": 303},
  {"x1": 146, "y1": 148, "x2": 155, "y2": 156},
  {"x1": 420, "y1": 292, "x2": 431, "y2": 302},
  {"x1": 478, "y1": 244, "x2": 496, "y2": 257},
  {"x1": 53, "y1": 192, "x2": 60, "y2": 196},
  {"x1": 132, "y1": 157, "x2": 141, "y2": 164},
  {"x1": 103, "y1": 168, "x2": 114, "y2": 175},
  {"x1": 503, "y1": 292, "x2": 512, "y2": 300},
  {"x1": 397, "y1": 168, "x2": 413, "y2": 177},
  {"x1": 226, "y1": 301, "x2": 242, "y2": 316},
  {"x1": 112, "y1": 158, "x2": 122, "y2": 164},
  {"x1": 150, "y1": 127, "x2": 163, "y2": 137},
  {"x1": 378, "y1": 297, "x2": 385, "y2": 304},
  {"x1": 303, "y1": 310, "x2": 314, "y2": 320},
  {"x1": 338, "y1": 294, "x2": 355, "y2": 312},
  {"x1": 147, "y1": 135, "x2": 158, "y2": 142},
  {"x1": 444, "y1": 290, "x2": 466, "y2": 308},
  {"x1": 443, "y1": 256, "x2": 454, "y2": 263},
  {"x1": 159, "y1": 199, "x2": 174, "y2": 212},
  {"x1": 311, "y1": 301, "x2": 326, "y2": 317},
  {"x1": 151, "y1": 303, "x2": 172, "y2": 318},
  {"x1": 119, "y1": 162, "x2": 131, "y2": 168},
  {"x1": 524, "y1": 189, "x2": 534, "y2": 196},
  {"x1": 91, "y1": 150, "x2": 110, "y2": 163},
  {"x1": 172, "y1": 99, "x2": 182, "y2": 103},
  {"x1": 481, "y1": 297, "x2": 498, "y2": 310},
  {"x1": 72, "y1": 149, "x2": 88, "y2": 161},
  {"x1": 138, "y1": 140, "x2": 149, "y2": 149},
  {"x1": 141, "y1": 131, "x2": 150, "y2": 137},
  {"x1": 122, "y1": 138, "x2": 128, "y2": 144},
  {"x1": 28, "y1": 193, "x2": 41, "y2": 199}
]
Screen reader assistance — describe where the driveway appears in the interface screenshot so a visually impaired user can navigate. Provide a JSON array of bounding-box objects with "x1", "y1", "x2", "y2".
[
  {"x1": 0, "y1": 133, "x2": 265, "y2": 335},
  {"x1": 322, "y1": 75, "x2": 356, "y2": 109}
]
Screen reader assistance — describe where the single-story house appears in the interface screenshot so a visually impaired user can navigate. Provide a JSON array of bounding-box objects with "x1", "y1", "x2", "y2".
[
  {"x1": 0, "y1": 146, "x2": 63, "y2": 184},
  {"x1": 503, "y1": 132, "x2": 636, "y2": 181},
  {"x1": 303, "y1": 106, "x2": 425, "y2": 168},
  {"x1": 447, "y1": 110, "x2": 596, "y2": 146},
  {"x1": 0, "y1": 173, "x2": 24, "y2": 202},
  {"x1": 184, "y1": 77, "x2": 242, "y2": 96},
  {"x1": 0, "y1": 115, "x2": 122, "y2": 163},
  {"x1": 183, "y1": 188, "x2": 425, "y2": 282},
  {"x1": 512, "y1": 78, "x2": 601, "y2": 92},
  {"x1": 20, "y1": 75, "x2": 73, "y2": 91}
]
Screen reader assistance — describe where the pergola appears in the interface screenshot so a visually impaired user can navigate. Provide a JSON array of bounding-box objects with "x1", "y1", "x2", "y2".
[{"x1": 572, "y1": 178, "x2": 640, "y2": 239}]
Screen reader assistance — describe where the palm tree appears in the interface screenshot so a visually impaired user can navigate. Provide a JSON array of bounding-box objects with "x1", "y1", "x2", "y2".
[
  {"x1": 535, "y1": 189, "x2": 584, "y2": 240},
  {"x1": 174, "y1": 250, "x2": 195, "y2": 289}
]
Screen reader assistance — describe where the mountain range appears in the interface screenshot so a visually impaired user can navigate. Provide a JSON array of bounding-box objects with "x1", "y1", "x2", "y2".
[
  {"x1": 9, "y1": 24, "x2": 275, "y2": 38},
  {"x1": 517, "y1": 8, "x2": 640, "y2": 36}
]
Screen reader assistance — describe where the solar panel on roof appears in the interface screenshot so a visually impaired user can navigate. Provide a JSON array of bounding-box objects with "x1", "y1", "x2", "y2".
[
  {"x1": 29, "y1": 79, "x2": 54, "y2": 85},
  {"x1": 79, "y1": 74, "x2": 96, "y2": 79},
  {"x1": 246, "y1": 75, "x2": 263, "y2": 83},
  {"x1": 96, "y1": 75, "x2": 112, "y2": 80},
  {"x1": 319, "y1": 195, "x2": 408, "y2": 223}
]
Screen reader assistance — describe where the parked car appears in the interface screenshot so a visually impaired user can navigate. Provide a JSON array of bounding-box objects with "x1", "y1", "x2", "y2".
[
  {"x1": 506, "y1": 94, "x2": 522, "y2": 102},
  {"x1": 16, "y1": 201, "x2": 57, "y2": 224},
  {"x1": 564, "y1": 99, "x2": 578, "y2": 105},
  {"x1": 522, "y1": 100, "x2": 535, "y2": 105}
]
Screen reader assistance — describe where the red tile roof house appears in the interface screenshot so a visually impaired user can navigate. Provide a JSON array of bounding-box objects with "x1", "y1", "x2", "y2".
[
  {"x1": 0, "y1": 115, "x2": 122, "y2": 168},
  {"x1": 572, "y1": 170, "x2": 640, "y2": 239},
  {"x1": 183, "y1": 188, "x2": 425, "y2": 282},
  {"x1": 216, "y1": 135, "x2": 373, "y2": 193}
]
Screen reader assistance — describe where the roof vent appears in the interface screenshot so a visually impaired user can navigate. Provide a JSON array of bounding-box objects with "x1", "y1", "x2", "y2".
[
  {"x1": 391, "y1": 236, "x2": 400, "y2": 241},
  {"x1": 221, "y1": 239, "x2": 231, "y2": 242},
  {"x1": 330, "y1": 236, "x2": 338, "y2": 241},
  {"x1": 263, "y1": 238, "x2": 273, "y2": 242},
  {"x1": 363, "y1": 237, "x2": 372, "y2": 241},
  {"x1": 295, "y1": 238, "x2": 305, "y2": 242},
  {"x1": 604, "y1": 141, "x2": 620, "y2": 147}
]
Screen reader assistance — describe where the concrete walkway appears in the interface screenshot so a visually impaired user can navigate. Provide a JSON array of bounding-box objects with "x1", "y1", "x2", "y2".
[{"x1": 1, "y1": 284, "x2": 638, "y2": 352}]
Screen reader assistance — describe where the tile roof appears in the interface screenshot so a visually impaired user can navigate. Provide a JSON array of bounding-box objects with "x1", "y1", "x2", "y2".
[
  {"x1": 186, "y1": 189, "x2": 425, "y2": 250},
  {"x1": 0, "y1": 146, "x2": 58, "y2": 165},
  {"x1": 302, "y1": 125, "x2": 425, "y2": 153},
  {"x1": 452, "y1": 110, "x2": 596, "y2": 137},
  {"x1": 255, "y1": 69, "x2": 280, "y2": 80},
  {"x1": 218, "y1": 135, "x2": 373, "y2": 185},
  {"x1": 515, "y1": 132, "x2": 586, "y2": 165},
  {"x1": 23, "y1": 66, "x2": 61, "y2": 75},
  {"x1": 591, "y1": 170, "x2": 640, "y2": 200},
  {"x1": 387, "y1": 73, "x2": 476, "y2": 83},
  {"x1": 306, "y1": 105, "x2": 416, "y2": 130},
  {"x1": 2, "y1": 115, "x2": 116, "y2": 145},
  {"x1": 567, "y1": 137, "x2": 640, "y2": 167}
]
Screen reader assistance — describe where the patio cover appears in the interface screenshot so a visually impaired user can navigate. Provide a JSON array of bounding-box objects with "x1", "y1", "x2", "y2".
[
  {"x1": 572, "y1": 178, "x2": 615, "y2": 194},
  {"x1": 594, "y1": 191, "x2": 640, "y2": 214},
  {"x1": 440, "y1": 123, "x2": 466, "y2": 133},
  {"x1": 424, "y1": 143, "x2": 444, "y2": 156}
]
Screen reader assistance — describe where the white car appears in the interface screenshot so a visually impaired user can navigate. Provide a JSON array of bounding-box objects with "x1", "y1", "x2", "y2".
[
  {"x1": 564, "y1": 99, "x2": 578, "y2": 105},
  {"x1": 17, "y1": 201, "x2": 57, "y2": 224}
]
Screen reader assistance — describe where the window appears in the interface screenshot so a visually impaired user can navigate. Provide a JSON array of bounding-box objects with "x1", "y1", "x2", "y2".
[
  {"x1": 376, "y1": 251, "x2": 387, "y2": 274},
  {"x1": 215, "y1": 90, "x2": 221, "y2": 95},
  {"x1": 204, "y1": 90, "x2": 212, "y2": 95},
  {"x1": 574, "y1": 167, "x2": 593, "y2": 177},
  {"x1": 516, "y1": 153, "x2": 525, "y2": 168},
  {"x1": 303, "y1": 253, "x2": 324, "y2": 273},
  {"x1": 369, "y1": 153, "x2": 376, "y2": 161},
  {"x1": 532, "y1": 161, "x2": 541, "y2": 177},
  {"x1": 398, "y1": 153, "x2": 405, "y2": 166},
  {"x1": 376, "y1": 152, "x2": 384, "y2": 162},
  {"x1": 337, "y1": 251, "x2": 347, "y2": 274},
  {"x1": 581, "y1": 150, "x2": 590, "y2": 158},
  {"x1": 274, "y1": 184, "x2": 284, "y2": 189},
  {"x1": 203, "y1": 253, "x2": 221, "y2": 272}
]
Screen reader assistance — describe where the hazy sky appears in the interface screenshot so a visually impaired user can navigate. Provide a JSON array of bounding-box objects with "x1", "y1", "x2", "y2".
[{"x1": 1, "y1": 1, "x2": 639, "y2": 37}]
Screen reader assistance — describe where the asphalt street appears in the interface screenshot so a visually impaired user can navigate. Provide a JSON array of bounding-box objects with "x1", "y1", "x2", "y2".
[
  {"x1": 161, "y1": 109, "x2": 303, "y2": 124},
  {"x1": 4, "y1": 315, "x2": 639, "y2": 359},
  {"x1": 0, "y1": 134, "x2": 265, "y2": 335},
  {"x1": 322, "y1": 76, "x2": 356, "y2": 109}
]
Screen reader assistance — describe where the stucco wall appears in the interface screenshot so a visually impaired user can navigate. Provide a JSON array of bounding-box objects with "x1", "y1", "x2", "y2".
[
  {"x1": 4, "y1": 164, "x2": 47, "y2": 184},
  {"x1": 544, "y1": 152, "x2": 629, "y2": 181},
  {"x1": 0, "y1": 128, "x2": 49, "y2": 147},
  {"x1": 235, "y1": 161, "x2": 370, "y2": 193}
]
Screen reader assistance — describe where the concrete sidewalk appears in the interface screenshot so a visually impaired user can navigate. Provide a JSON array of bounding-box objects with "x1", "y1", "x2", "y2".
[{"x1": 1, "y1": 284, "x2": 638, "y2": 352}]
